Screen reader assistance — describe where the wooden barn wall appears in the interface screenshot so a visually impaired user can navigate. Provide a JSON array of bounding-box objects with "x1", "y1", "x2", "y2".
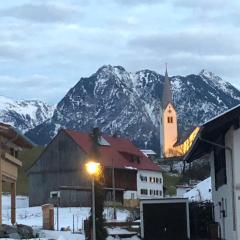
[
  {"x1": 104, "y1": 168, "x2": 137, "y2": 191},
  {"x1": 28, "y1": 131, "x2": 91, "y2": 207},
  {"x1": 60, "y1": 190, "x2": 91, "y2": 207}
]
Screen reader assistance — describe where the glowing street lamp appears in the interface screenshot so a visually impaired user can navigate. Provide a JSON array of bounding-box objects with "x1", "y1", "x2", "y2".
[
  {"x1": 86, "y1": 161, "x2": 100, "y2": 176},
  {"x1": 85, "y1": 161, "x2": 100, "y2": 240}
]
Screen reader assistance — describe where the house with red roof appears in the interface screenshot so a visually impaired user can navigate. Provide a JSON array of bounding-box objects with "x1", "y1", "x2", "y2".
[{"x1": 28, "y1": 128, "x2": 163, "y2": 207}]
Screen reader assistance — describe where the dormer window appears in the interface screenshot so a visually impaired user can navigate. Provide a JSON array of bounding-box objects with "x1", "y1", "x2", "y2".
[
  {"x1": 131, "y1": 155, "x2": 140, "y2": 163},
  {"x1": 167, "y1": 116, "x2": 173, "y2": 123}
]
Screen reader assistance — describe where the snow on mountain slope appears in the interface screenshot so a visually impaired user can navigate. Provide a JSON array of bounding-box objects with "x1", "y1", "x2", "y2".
[
  {"x1": 25, "y1": 65, "x2": 240, "y2": 151},
  {"x1": 0, "y1": 96, "x2": 55, "y2": 132}
]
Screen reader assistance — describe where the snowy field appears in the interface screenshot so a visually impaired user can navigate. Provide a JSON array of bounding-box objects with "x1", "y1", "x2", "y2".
[
  {"x1": 2, "y1": 194, "x2": 139, "y2": 240},
  {"x1": 184, "y1": 177, "x2": 212, "y2": 201}
]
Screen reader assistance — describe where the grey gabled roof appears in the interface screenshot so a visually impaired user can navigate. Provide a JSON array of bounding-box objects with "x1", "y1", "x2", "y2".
[
  {"x1": 162, "y1": 67, "x2": 174, "y2": 109},
  {"x1": 184, "y1": 104, "x2": 240, "y2": 163}
]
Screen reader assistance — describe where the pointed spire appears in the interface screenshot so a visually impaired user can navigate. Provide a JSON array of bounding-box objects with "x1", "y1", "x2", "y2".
[
  {"x1": 162, "y1": 63, "x2": 173, "y2": 109},
  {"x1": 165, "y1": 62, "x2": 168, "y2": 77}
]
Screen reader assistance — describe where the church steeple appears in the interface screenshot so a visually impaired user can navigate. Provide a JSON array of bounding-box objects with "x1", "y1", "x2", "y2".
[
  {"x1": 162, "y1": 63, "x2": 173, "y2": 110},
  {"x1": 160, "y1": 64, "x2": 178, "y2": 158}
]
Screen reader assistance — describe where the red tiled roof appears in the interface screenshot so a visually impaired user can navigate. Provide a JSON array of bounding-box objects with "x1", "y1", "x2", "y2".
[{"x1": 64, "y1": 129, "x2": 160, "y2": 172}]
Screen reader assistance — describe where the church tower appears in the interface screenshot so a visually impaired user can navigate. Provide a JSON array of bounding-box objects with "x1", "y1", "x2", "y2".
[{"x1": 160, "y1": 65, "x2": 178, "y2": 158}]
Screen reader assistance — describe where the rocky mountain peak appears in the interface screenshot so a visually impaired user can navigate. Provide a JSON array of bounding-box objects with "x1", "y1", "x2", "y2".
[
  {"x1": 25, "y1": 66, "x2": 240, "y2": 152},
  {"x1": 199, "y1": 69, "x2": 223, "y2": 82},
  {"x1": 0, "y1": 96, "x2": 54, "y2": 133}
]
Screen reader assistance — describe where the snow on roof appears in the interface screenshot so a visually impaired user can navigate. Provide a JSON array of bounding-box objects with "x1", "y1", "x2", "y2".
[
  {"x1": 184, "y1": 177, "x2": 212, "y2": 202},
  {"x1": 125, "y1": 166, "x2": 138, "y2": 170},
  {"x1": 140, "y1": 149, "x2": 157, "y2": 156}
]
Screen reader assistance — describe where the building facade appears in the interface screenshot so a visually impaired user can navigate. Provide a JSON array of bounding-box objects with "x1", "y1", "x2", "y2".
[
  {"x1": 0, "y1": 123, "x2": 33, "y2": 225},
  {"x1": 137, "y1": 170, "x2": 163, "y2": 199},
  {"x1": 185, "y1": 105, "x2": 240, "y2": 240},
  {"x1": 28, "y1": 129, "x2": 161, "y2": 207}
]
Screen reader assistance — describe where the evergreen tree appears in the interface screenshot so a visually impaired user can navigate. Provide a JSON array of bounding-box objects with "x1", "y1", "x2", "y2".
[{"x1": 87, "y1": 127, "x2": 107, "y2": 240}]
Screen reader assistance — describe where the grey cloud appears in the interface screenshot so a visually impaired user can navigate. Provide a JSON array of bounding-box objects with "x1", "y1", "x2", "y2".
[
  {"x1": 173, "y1": 0, "x2": 227, "y2": 10},
  {"x1": 0, "y1": 43, "x2": 27, "y2": 61},
  {"x1": 0, "y1": 3, "x2": 82, "y2": 23},
  {"x1": 129, "y1": 31, "x2": 240, "y2": 56},
  {"x1": 102, "y1": 0, "x2": 164, "y2": 6}
]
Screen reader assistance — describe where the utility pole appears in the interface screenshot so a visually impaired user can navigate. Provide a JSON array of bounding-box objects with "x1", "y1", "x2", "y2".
[
  {"x1": 112, "y1": 158, "x2": 116, "y2": 219},
  {"x1": 92, "y1": 176, "x2": 96, "y2": 240}
]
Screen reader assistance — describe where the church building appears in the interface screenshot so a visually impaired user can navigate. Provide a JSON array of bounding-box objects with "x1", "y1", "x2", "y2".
[{"x1": 160, "y1": 66, "x2": 199, "y2": 158}]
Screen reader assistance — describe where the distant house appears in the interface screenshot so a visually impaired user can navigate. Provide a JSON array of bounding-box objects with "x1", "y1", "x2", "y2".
[
  {"x1": 184, "y1": 105, "x2": 240, "y2": 240},
  {"x1": 28, "y1": 129, "x2": 162, "y2": 207},
  {"x1": 176, "y1": 185, "x2": 192, "y2": 198}
]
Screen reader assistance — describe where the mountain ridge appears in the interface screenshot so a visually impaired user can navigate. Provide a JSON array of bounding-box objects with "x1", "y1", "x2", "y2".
[
  {"x1": 0, "y1": 96, "x2": 55, "y2": 133},
  {"x1": 24, "y1": 65, "x2": 240, "y2": 152}
]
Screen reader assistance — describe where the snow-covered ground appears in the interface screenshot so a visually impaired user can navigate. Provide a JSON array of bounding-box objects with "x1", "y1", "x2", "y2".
[
  {"x1": 184, "y1": 177, "x2": 212, "y2": 201},
  {"x1": 2, "y1": 194, "x2": 135, "y2": 239},
  {"x1": 2, "y1": 194, "x2": 29, "y2": 209}
]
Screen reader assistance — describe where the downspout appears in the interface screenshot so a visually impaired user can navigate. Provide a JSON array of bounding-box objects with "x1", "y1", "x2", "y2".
[{"x1": 199, "y1": 136, "x2": 236, "y2": 236}]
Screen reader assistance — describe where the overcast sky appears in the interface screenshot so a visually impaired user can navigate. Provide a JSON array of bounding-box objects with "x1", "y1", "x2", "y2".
[{"x1": 0, "y1": 0, "x2": 240, "y2": 104}]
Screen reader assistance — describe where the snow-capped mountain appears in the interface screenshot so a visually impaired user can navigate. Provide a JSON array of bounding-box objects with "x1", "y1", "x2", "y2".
[
  {"x1": 26, "y1": 65, "x2": 240, "y2": 151},
  {"x1": 0, "y1": 96, "x2": 55, "y2": 133}
]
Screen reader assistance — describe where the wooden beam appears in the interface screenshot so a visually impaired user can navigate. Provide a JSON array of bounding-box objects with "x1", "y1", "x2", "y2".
[
  {"x1": 4, "y1": 152, "x2": 22, "y2": 167},
  {"x1": 11, "y1": 182, "x2": 16, "y2": 225}
]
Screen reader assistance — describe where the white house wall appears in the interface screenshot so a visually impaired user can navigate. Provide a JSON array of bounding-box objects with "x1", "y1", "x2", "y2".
[
  {"x1": 137, "y1": 170, "x2": 163, "y2": 199},
  {"x1": 123, "y1": 191, "x2": 137, "y2": 200},
  {"x1": 210, "y1": 127, "x2": 236, "y2": 240},
  {"x1": 233, "y1": 127, "x2": 240, "y2": 239}
]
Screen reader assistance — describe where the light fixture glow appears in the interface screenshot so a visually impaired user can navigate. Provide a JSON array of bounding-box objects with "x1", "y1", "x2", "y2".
[{"x1": 85, "y1": 161, "x2": 100, "y2": 175}]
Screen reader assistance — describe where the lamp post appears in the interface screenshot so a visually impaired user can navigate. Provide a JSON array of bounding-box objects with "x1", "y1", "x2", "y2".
[{"x1": 85, "y1": 161, "x2": 100, "y2": 240}]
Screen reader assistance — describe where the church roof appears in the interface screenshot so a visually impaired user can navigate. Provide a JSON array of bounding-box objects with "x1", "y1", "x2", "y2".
[
  {"x1": 162, "y1": 66, "x2": 174, "y2": 109},
  {"x1": 174, "y1": 126, "x2": 198, "y2": 146}
]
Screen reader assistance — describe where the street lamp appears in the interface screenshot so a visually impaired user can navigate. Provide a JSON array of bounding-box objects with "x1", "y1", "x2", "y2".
[{"x1": 85, "y1": 161, "x2": 100, "y2": 240}]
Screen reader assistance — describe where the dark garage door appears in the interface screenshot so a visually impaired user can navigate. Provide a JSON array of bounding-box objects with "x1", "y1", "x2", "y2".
[{"x1": 143, "y1": 202, "x2": 189, "y2": 240}]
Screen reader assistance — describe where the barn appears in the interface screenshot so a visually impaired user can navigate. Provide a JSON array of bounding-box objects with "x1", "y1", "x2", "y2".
[{"x1": 28, "y1": 128, "x2": 161, "y2": 207}]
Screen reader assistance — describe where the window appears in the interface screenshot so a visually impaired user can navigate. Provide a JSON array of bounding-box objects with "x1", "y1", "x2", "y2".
[
  {"x1": 214, "y1": 134, "x2": 227, "y2": 190},
  {"x1": 10, "y1": 148, "x2": 14, "y2": 156},
  {"x1": 140, "y1": 175, "x2": 147, "y2": 182},
  {"x1": 159, "y1": 190, "x2": 162, "y2": 196},
  {"x1": 131, "y1": 155, "x2": 140, "y2": 163},
  {"x1": 156, "y1": 178, "x2": 159, "y2": 183},
  {"x1": 131, "y1": 193, "x2": 135, "y2": 199},
  {"x1": 167, "y1": 116, "x2": 173, "y2": 123},
  {"x1": 141, "y1": 189, "x2": 148, "y2": 195},
  {"x1": 159, "y1": 178, "x2": 162, "y2": 184},
  {"x1": 150, "y1": 177, "x2": 155, "y2": 183}
]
